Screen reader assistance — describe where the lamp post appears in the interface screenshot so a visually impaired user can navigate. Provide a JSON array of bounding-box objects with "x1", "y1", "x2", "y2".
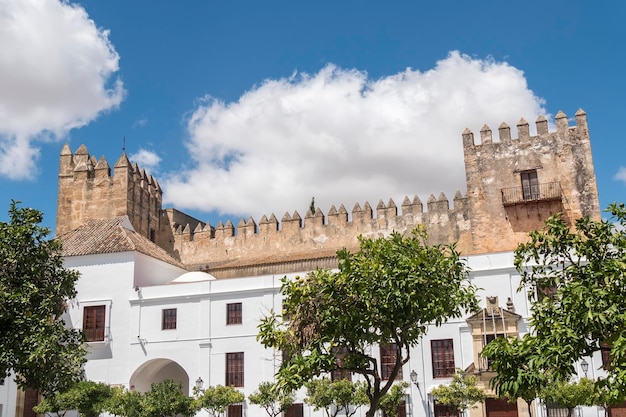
[
  {"x1": 195, "y1": 377, "x2": 205, "y2": 394},
  {"x1": 581, "y1": 359, "x2": 589, "y2": 378},
  {"x1": 410, "y1": 370, "x2": 419, "y2": 388}
]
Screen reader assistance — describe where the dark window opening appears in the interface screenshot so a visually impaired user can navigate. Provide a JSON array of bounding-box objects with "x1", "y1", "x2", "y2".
[
  {"x1": 83, "y1": 305, "x2": 106, "y2": 342},
  {"x1": 331, "y1": 347, "x2": 352, "y2": 381},
  {"x1": 162, "y1": 308, "x2": 177, "y2": 330},
  {"x1": 227, "y1": 302, "x2": 242, "y2": 325},
  {"x1": 431, "y1": 339, "x2": 455, "y2": 378},
  {"x1": 521, "y1": 170, "x2": 539, "y2": 200},
  {"x1": 226, "y1": 352, "x2": 244, "y2": 387},
  {"x1": 380, "y1": 343, "x2": 402, "y2": 380}
]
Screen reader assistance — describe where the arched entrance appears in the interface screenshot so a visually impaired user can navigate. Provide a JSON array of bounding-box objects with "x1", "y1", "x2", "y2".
[{"x1": 129, "y1": 358, "x2": 190, "y2": 395}]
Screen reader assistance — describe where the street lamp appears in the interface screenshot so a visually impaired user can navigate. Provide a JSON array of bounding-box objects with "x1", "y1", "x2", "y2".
[
  {"x1": 195, "y1": 377, "x2": 205, "y2": 394},
  {"x1": 410, "y1": 370, "x2": 419, "y2": 388},
  {"x1": 580, "y1": 359, "x2": 589, "y2": 378}
]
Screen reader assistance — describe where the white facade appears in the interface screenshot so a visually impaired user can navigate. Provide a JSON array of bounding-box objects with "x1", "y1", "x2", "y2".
[
  {"x1": 63, "y1": 248, "x2": 606, "y2": 417},
  {"x1": 0, "y1": 247, "x2": 606, "y2": 417}
]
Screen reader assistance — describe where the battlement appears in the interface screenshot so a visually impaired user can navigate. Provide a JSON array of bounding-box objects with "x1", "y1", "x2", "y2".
[
  {"x1": 163, "y1": 191, "x2": 472, "y2": 274},
  {"x1": 462, "y1": 109, "x2": 588, "y2": 148}
]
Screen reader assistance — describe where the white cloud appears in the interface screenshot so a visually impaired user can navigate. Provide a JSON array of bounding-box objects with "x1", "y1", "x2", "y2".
[
  {"x1": 0, "y1": 0, "x2": 124, "y2": 179},
  {"x1": 614, "y1": 167, "x2": 626, "y2": 184},
  {"x1": 129, "y1": 149, "x2": 161, "y2": 173},
  {"x1": 163, "y1": 51, "x2": 548, "y2": 222}
]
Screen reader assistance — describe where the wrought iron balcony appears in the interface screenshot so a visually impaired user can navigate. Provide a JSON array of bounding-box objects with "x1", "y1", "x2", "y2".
[{"x1": 501, "y1": 181, "x2": 562, "y2": 206}]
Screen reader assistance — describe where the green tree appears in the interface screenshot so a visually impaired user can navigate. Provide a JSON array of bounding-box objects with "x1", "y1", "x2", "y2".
[
  {"x1": 248, "y1": 381, "x2": 294, "y2": 417},
  {"x1": 512, "y1": 202, "x2": 626, "y2": 403},
  {"x1": 481, "y1": 335, "x2": 546, "y2": 417},
  {"x1": 196, "y1": 384, "x2": 245, "y2": 417},
  {"x1": 430, "y1": 369, "x2": 486, "y2": 416},
  {"x1": 105, "y1": 387, "x2": 143, "y2": 417},
  {"x1": 141, "y1": 379, "x2": 197, "y2": 417},
  {"x1": 378, "y1": 382, "x2": 409, "y2": 417},
  {"x1": 541, "y1": 378, "x2": 597, "y2": 417},
  {"x1": 33, "y1": 381, "x2": 113, "y2": 417},
  {"x1": 304, "y1": 378, "x2": 368, "y2": 417},
  {"x1": 258, "y1": 228, "x2": 479, "y2": 417},
  {"x1": 0, "y1": 201, "x2": 85, "y2": 394}
]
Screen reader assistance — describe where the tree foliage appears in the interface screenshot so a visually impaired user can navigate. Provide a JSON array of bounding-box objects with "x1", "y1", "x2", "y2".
[
  {"x1": 541, "y1": 378, "x2": 597, "y2": 417},
  {"x1": 258, "y1": 227, "x2": 479, "y2": 417},
  {"x1": 248, "y1": 381, "x2": 294, "y2": 417},
  {"x1": 33, "y1": 381, "x2": 112, "y2": 417},
  {"x1": 141, "y1": 380, "x2": 197, "y2": 417},
  {"x1": 378, "y1": 382, "x2": 410, "y2": 417},
  {"x1": 0, "y1": 201, "x2": 85, "y2": 394},
  {"x1": 481, "y1": 336, "x2": 547, "y2": 416},
  {"x1": 430, "y1": 369, "x2": 486, "y2": 413},
  {"x1": 106, "y1": 380, "x2": 197, "y2": 417},
  {"x1": 513, "y1": 203, "x2": 626, "y2": 403},
  {"x1": 196, "y1": 384, "x2": 245, "y2": 417},
  {"x1": 304, "y1": 378, "x2": 368, "y2": 417}
]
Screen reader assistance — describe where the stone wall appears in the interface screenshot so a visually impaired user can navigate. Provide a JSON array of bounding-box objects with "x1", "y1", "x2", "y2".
[{"x1": 56, "y1": 109, "x2": 601, "y2": 277}]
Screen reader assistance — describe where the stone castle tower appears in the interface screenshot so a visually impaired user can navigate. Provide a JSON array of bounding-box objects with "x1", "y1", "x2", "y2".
[{"x1": 56, "y1": 109, "x2": 600, "y2": 278}]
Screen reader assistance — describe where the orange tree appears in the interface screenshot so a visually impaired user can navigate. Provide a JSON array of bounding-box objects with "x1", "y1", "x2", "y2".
[{"x1": 258, "y1": 228, "x2": 479, "y2": 417}]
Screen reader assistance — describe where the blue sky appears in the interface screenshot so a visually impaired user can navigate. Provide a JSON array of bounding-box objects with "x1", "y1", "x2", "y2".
[{"x1": 0, "y1": 0, "x2": 624, "y2": 234}]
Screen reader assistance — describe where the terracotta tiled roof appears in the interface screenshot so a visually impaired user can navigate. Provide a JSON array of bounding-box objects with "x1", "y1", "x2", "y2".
[{"x1": 58, "y1": 216, "x2": 186, "y2": 269}]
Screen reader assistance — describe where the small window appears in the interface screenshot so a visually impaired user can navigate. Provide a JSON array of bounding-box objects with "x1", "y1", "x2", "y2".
[
  {"x1": 383, "y1": 400, "x2": 407, "y2": 417},
  {"x1": 484, "y1": 334, "x2": 504, "y2": 370},
  {"x1": 162, "y1": 308, "x2": 177, "y2": 330},
  {"x1": 431, "y1": 339, "x2": 455, "y2": 378},
  {"x1": 83, "y1": 305, "x2": 106, "y2": 342},
  {"x1": 434, "y1": 402, "x2": 459, "y2": 417},
  {"x1": 521, "y1": 170, "x2": 539, "y2": 200},
  {"x1": 227, "y1": 303, "x2": 242, "y2": 325},
  {"x1": 227, "y1": 404, "x2": 242, "y2": 417},
  {"x1": 331, "y1": 347, "x2": 352, "y2": 381},
  {"x1": 285, "y1": 403, "x2": 304, "y2": 417},
  {"x1": 226, "y1": 352, "x2": 244, "y2": 387},
  {"x1": 601, "y1": 343, "x2": 611, "y2": 370},
  {"x1": 380, "y1": 343, "x2": 402, "y2": 380}
]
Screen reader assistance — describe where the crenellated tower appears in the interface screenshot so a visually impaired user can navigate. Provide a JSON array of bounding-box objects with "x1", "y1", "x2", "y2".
[
  {"x1": 56, "y1": 144, "x2": 163, "y2": 240},
  {"x1": 462, "y1": 109, "x2": 600, "y2": 253}
]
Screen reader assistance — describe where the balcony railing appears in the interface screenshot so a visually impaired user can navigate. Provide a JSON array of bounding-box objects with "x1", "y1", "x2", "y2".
[{"x1": 501, "y1": 181, "x2": 562, "y2": 206}]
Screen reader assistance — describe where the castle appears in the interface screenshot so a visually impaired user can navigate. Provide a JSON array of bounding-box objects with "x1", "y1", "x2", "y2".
[
  {"x1": 2, "y1": 109, "x2": 605, "y2": 417},
  {"x1": 56, "y1": 109, "x2": 599, "y2": 276}
]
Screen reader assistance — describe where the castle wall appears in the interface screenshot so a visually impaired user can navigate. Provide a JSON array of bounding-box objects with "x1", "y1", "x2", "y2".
[
  {"x1": 167, "y1": 194, "x2": 472, "y2": 270},
  {"x1": 56, "y1": 108, "x2": 601, "y2": 277}
]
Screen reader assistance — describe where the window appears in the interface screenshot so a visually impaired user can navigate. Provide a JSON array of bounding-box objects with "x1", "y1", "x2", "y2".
[
  {"x1": 602, "y1": 342, "x2": 611, "y2": 370},
  {"x1": 226, "y1": 352, "x2": 244, "y2": 387},
  {"x1": 227, "y1": 303, "x2": 242, "y2": 325},
  {"x1": 380, "y1": 343, "x2": 402, "y2": 380},
  {"x1": 484, "y1": 334, "x2": 504, "y2": 370},
  {"x1": 546, "y1": 403, "x2": 568, "y2": 417},
  {"x1": 83, "y1": 305, "x2": 106, "y2": 342},
  {"x1": 521, "y1": 170, "x2": 539, "y2": 200},
  {"x1": 383, "y1": 400, "x2": 407, "y2": 417},
  {"x1": 331, "y1": 347, "x2": 352, "y2": 381},
  {"x1": 431, "y1": 339, "x2": 455, "y2": 378},
  {"x1": 434, "y1": 402, "x2": 459, "y2": 417},
  {"x1": 285, "y1": 403, "x2": 304, "y2": 417},
  {"x1": 162, "y1": 308, "x2": 177, "y2": 330},
  {"x1": 227, "y1": 404, "x2": 242, "y2": 417}
]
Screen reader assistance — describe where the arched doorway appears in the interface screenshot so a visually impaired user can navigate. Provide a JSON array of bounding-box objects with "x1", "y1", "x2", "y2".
[{"x1": 129, "y1": 358, "x2": 190, "y2": 395}]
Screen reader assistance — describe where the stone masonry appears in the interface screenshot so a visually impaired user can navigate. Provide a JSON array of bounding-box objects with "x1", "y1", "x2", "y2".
[{"x1": 55, "y1": 109, "x2": 600, "y2": 278}]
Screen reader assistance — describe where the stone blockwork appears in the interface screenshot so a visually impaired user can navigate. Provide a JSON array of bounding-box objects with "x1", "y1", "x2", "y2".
[
  {"x1": 462, "y1": 109, "x2": 599, "y2": 253},
  {"x1": 56, "y1": 109, "x2": 600, "y2": 277},
  {"x1": 56, "y1": 143, "x2": 162, "y2": 240}
]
